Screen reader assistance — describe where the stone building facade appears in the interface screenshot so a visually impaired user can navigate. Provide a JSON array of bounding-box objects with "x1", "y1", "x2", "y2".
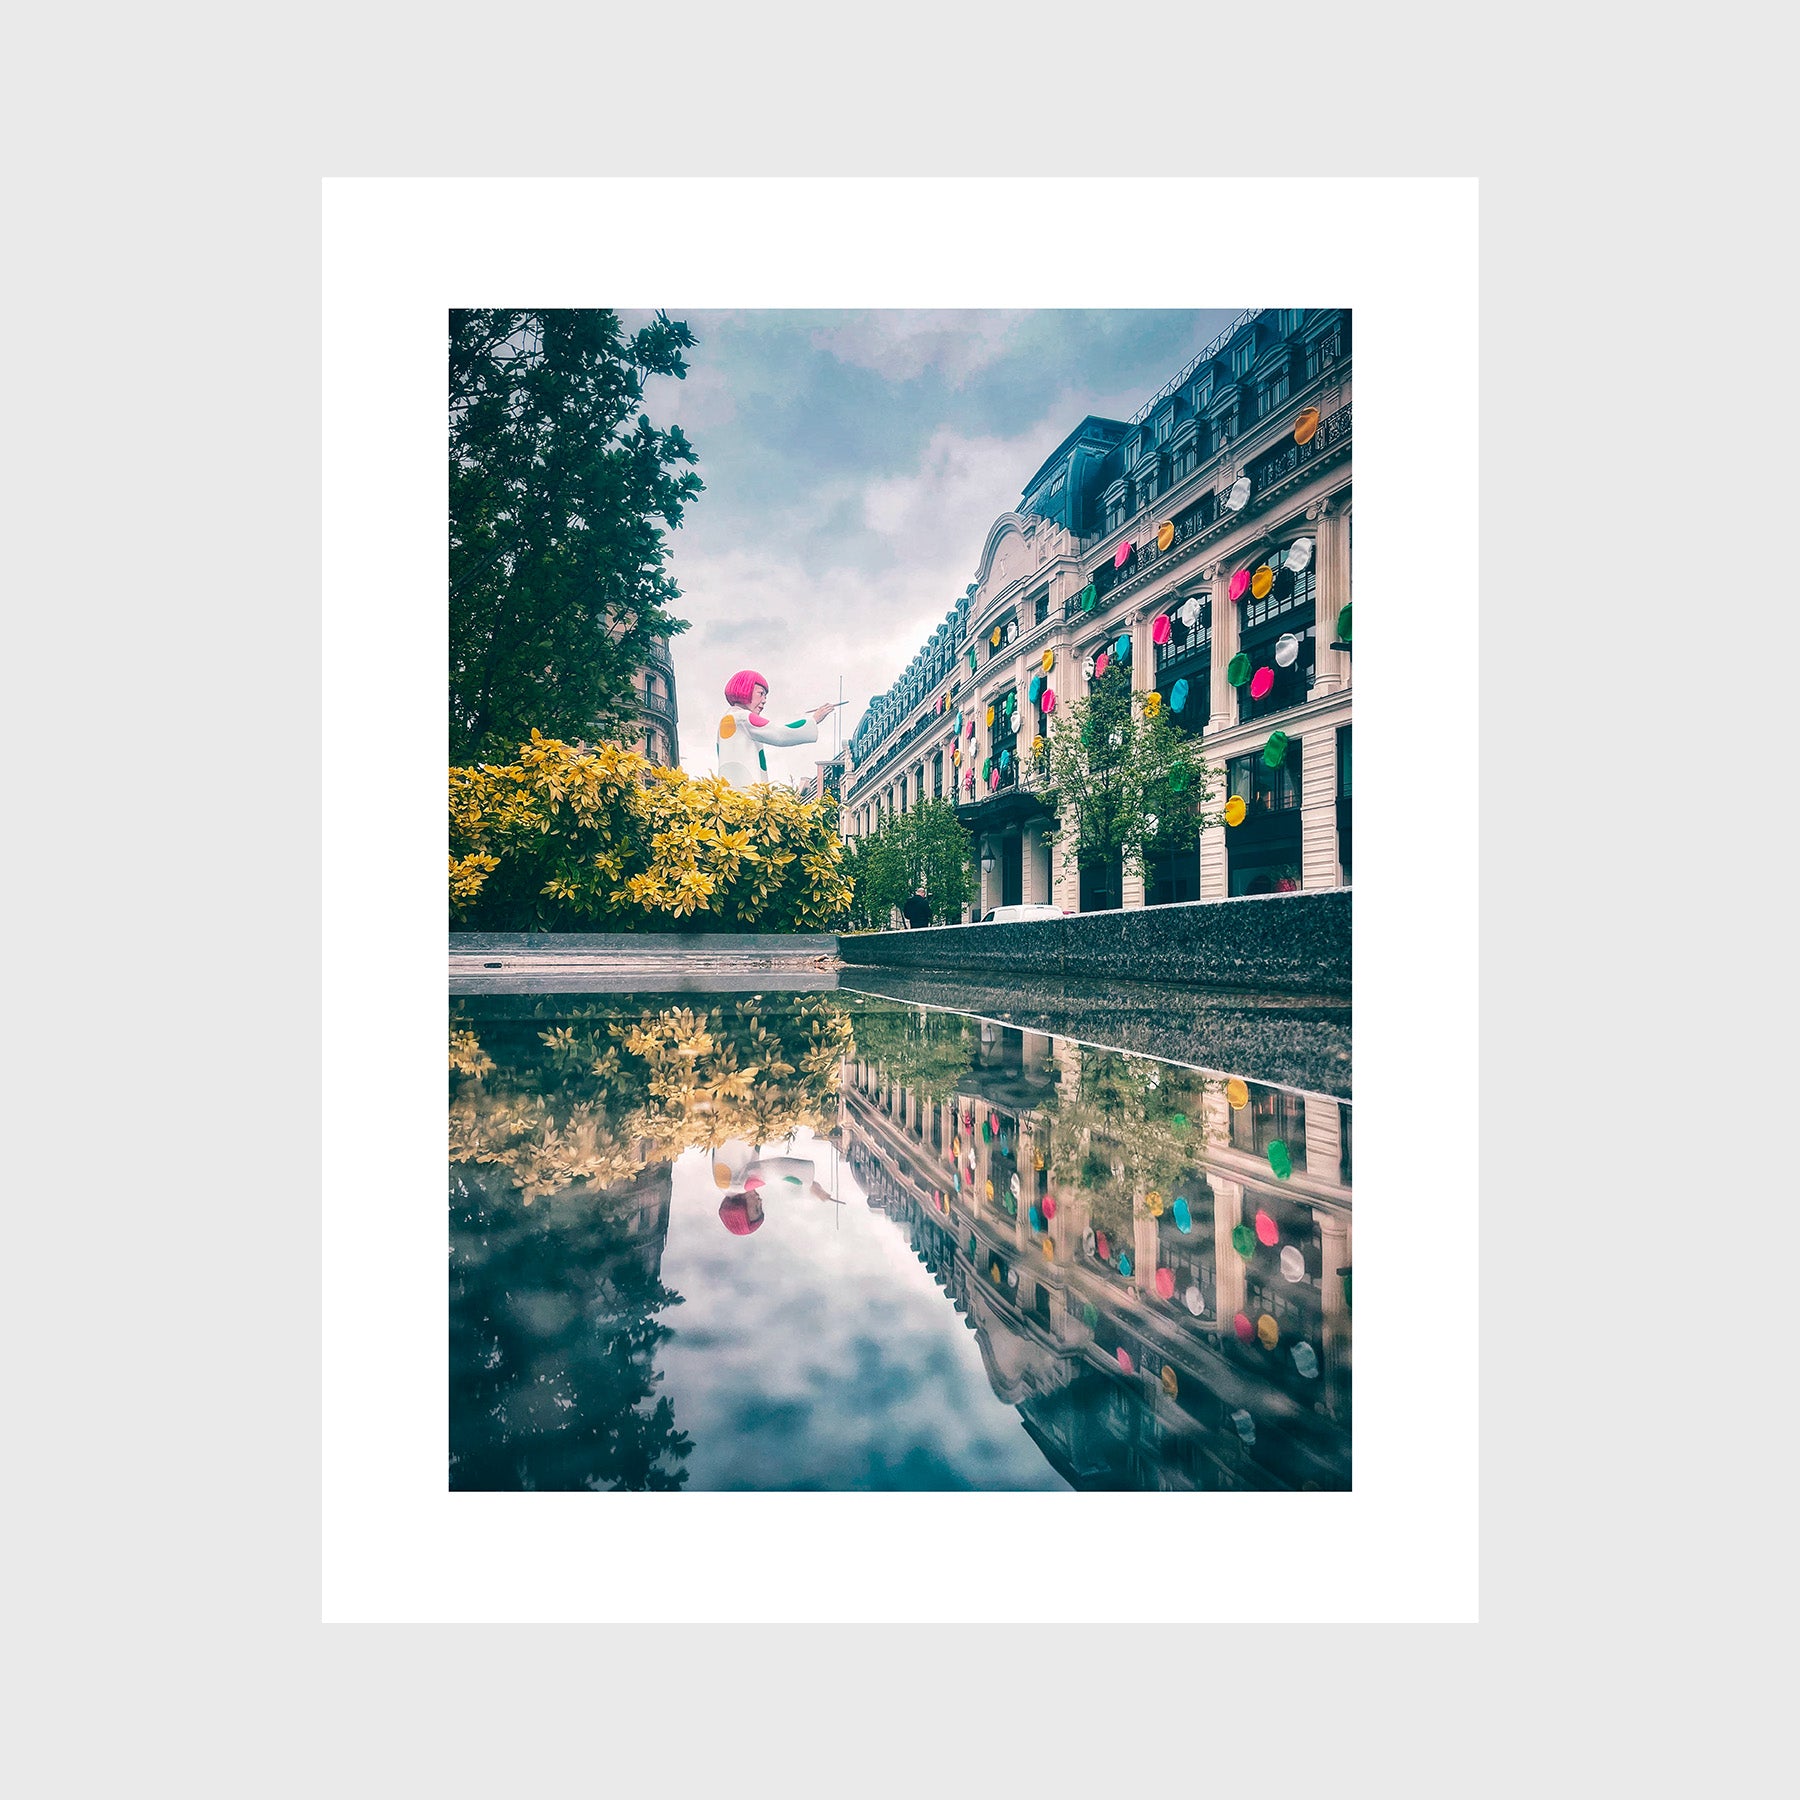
[
  {"x1": 839, "y1": 308, "x2": 1351, "y2": 919},
  {"x1": 631, "y1": 633, "x2": 681, "y2": 768}
]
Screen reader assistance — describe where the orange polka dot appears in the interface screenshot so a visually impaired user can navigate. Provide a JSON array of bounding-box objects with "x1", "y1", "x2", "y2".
[{"x1": 718, "y1": 715, "x2": 736, "y2": 739}]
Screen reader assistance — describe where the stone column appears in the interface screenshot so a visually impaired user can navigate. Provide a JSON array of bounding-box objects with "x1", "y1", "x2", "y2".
[
  {"x1": 1021, "y1": 822, "x2": 1049, "y2": 904},
  {"x1": 1207, "y1": 558, "x2": 1242, "y2": 737},
  {"x1": 1303, "y1": 1096, "x2": 1343, "y2": 1185},
  {"x1": 1121, "y1": 857, "x2": 1146, "y2": 910},
  {"x1": 1133, "y1": 1197, "x2": 1158, "y2": 1295},
  {"x1": 1312, "y1": 503, "x2": 1350, "y2": 700},
  {"x1": 1213, "y1": 1179, "x2": 1246, "y2": 1325},
  {"x1": 1050, "y1": 803, "x2": 1079, "y2": 912},
  {"x1": 1199, "y1": 812, "x2": 1229, "y2": 899},
  {"x1": 1300, "y1": 727, "x2": 1340, "y2": 890},
  {"x1": 1314, "y1": 1206, "x2": 1352, "y2": 1423}
]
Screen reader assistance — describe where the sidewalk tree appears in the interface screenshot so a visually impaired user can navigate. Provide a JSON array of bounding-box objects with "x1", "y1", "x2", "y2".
[
  {"x1": 450, "y1": 309, "x2": 703, "y2": 763},
  {"x1": 845, "y1": 799, "x2": 975, "y2": 927},
  {"x1": 1042, "y1": 665, "x2": 1220, "y2": 885}
]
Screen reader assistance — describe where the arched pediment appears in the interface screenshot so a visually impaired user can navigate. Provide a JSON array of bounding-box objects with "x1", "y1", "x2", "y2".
[{"x1": 973, "y1": 512, "x2": 1035, "y2": 604}]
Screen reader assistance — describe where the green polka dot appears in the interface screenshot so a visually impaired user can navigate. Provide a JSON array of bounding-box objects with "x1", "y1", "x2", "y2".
[
  {"x1": 786, "y1": 718, "x2": 806, "y2": 729},
  {"x1": 1232, "y1": 1222, "x2": 1256, "y2": 1258},
  {"x1": 1268, "y1": 1140, "x2": 1292, "y2": 1180},
  {"x1": 758, "y1": 749, "x2": 766, "y2": 770},
  {"x1": 1227, "y1": 653, "x2": 1252, "y2": 686},
  {"x1": 1337, "y1": 603, "x2": 1352, "y2": 644},
  {"x1": 1082, "y1": 1302, "x2": 1099, "y2": 1327}
]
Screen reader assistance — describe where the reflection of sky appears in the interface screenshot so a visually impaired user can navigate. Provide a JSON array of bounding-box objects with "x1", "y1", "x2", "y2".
[{"x1": 655, "y1": 1128, "x2": 1067, "y2": 1491}]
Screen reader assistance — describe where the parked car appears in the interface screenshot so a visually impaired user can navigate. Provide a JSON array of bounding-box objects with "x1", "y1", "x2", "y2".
[{"x1": 978, "y1": 904, "x2": 1069, "y2": 923}]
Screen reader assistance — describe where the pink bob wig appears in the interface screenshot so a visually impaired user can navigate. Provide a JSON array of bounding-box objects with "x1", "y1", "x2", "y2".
[{"x1": 724, "y1": 669, "x2": 769, "y2": 708}]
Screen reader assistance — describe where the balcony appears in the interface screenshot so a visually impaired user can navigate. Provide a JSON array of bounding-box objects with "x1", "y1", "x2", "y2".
[{"x1": 1245, "y1": 402, "x2": 1352, "y2": 497}]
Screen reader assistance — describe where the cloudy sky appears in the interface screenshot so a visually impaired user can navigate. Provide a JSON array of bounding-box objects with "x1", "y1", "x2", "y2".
[{"x1": 618, "y1": 308, "x2": 1247, "y2": 784}]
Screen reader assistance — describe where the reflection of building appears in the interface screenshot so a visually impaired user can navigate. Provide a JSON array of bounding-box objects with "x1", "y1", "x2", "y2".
[
  {"x1": 631, "y1": 633, "x2": 681, "y2": 767},
  {"x1": 838, "y1": 1022, "x2": 1352, "y2": 1491},
  {"x1": 841, "y1": 308, "x2": 1351, "y2": 913}
]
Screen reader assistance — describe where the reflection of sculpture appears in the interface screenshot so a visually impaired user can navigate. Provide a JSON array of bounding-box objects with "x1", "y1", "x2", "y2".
[
  {"x1": 712, "y1": 1135, "x2": 843, "y2": 1237},
  {"x1": 716, "y1": 669, "x2": 832, "y2": 791}
]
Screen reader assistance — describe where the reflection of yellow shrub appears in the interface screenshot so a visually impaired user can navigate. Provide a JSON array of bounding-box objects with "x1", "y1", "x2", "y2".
[
  {"x1": 449, "y1": 732, "x2": 853, "y2": 931},
  {"x1": 449, "y1": 997, "x2": 855, "y2": 1204}
]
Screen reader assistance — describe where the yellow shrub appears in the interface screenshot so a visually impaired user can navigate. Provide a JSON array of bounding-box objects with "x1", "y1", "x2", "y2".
[{"x1": 450, "y1": 732, "x2": 853, "y2": 932}]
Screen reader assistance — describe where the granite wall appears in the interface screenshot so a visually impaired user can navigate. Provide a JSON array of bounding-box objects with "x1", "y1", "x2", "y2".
[{"x1": 837, "y1": 890, "x2": 1350, "y2": 996}]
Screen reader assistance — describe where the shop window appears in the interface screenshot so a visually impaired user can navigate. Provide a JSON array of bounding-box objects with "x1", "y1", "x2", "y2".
[
  {"x1": 1230, "y1": 1086, "x2": 1307, "y2": 1161},
  {"x1": 1337, "y1": 726, "x2": 1351, "y2": 798},
  {"x1": 1147, "y1": 845, "x2": 1200, "y2": 906},
  {"x1": 1080, "y1": 854, "x2": 1123, "y2": 913},
  {"x1": 1237, "y1": 643, "x2": 1313, "y2": 722},
  {"x1": 1229, "y1": 744, "x2": 1302, "y2": 815}
]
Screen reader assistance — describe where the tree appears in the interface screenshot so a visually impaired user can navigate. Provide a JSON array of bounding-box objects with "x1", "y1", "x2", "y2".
[
  {"x1": 844, "y1": 799, "x2": 976, "y2": 928},
  {"x1": 450, "y1": 310, "x2": 703, "y2": 763},
  {"x1": 1043, "y1": 665, "x2": 1220, "y2": 886}
]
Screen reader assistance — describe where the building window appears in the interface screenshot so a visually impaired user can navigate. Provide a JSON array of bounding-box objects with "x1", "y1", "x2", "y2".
[
  {"x1": 1079, "y1": 853, "x2": 1123, "y2": 913},
  {"x1": 1337, "y1": 726, "x2": 1351, "y2": 797},
  {"x1": 1241, "y1": 558, "x2": 1316, "y2": 634},
  {"x1": 1156, "y1": 410, "x2": 1173, "y2": 445},
  {"x1": 1033, "y1": 590, "x2": 1050, "y2": 625},
  {"x1": 1232, "y1": 339, "x2": 1256, "y2": 377},
  {"x1": 1105, "y1": 497, "x2": 1126, "y2": 534},
  {"x1": 1257, "y1": 370, "x2": 1291, "y2": 416},
  {"x1": 1229, "y1": 744, "x2": 1303, "y2": 814},
  {"x1": 933, "y1": 752, "x2": 944, "y2": 799},
  {"x1": 1147, "y1": 844, "x2": 1200, "y2": 907}
]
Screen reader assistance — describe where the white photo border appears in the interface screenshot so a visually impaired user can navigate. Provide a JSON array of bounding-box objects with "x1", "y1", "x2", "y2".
[{"x1": 323, "y1": 176, "x2": 1477, "y2": 1623}]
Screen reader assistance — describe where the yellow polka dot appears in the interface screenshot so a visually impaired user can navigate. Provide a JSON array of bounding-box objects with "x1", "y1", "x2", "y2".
[
  {"x1": 718, "y1": 715, "x2": 736, "y2": 739},
  {"x1": 1226, "y1": 1077, "x2": 1250, "y2": 1109}
]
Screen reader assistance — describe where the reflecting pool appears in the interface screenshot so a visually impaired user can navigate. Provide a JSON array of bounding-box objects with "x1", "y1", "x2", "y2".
[{"x1": 449, "y1": 987, "x2": 1351, "y2": 1491}]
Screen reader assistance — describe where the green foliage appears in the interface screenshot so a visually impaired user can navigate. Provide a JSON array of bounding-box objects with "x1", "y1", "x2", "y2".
[
  {"x1": 844, "y1": 799, "x2": 976, "y2": 928},
  {"x1": 1042, "y1": 1045, "x2": 1219, "y2": 1239},
  {"x1": 1043, "y1": 666, "x2": 1221, "y2": 882},
  {"x1": 450, "y1": 309, "x2": 703, "y2": 763},
  {"x1": 450, "y1": 733, "x2": 852, "y2": 932},
  {"x1": 844, "y1": 1001, "x2": 977, "y2": 1106}
]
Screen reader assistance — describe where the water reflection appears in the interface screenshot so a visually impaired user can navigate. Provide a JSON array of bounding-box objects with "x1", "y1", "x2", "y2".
[{"x1": 450, "y1": 990, "x2": 1351, "y2": 1491}]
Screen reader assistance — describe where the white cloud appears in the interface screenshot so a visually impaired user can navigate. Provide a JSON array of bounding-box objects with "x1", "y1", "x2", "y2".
[
  {"x1": 859, "y1": 421, "x2": 1061, "y2": 557},
  {"x1": 810, "y1": 310, "x2": 1031, "y2": 387}
]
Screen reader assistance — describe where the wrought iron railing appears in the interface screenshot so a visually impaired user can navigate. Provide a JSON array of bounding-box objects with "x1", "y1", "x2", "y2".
[
  {"x1": 1247, "y1": 402, "x2": 1352, "y2": 495},
  {"x1": 1129, "y1": 309, "x2": 1264, "y2": 425}
]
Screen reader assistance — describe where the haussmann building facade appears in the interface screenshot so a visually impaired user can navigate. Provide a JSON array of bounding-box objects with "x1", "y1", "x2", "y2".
[{"x1": 839, "y1": 307, "x2": 1351, "y2": 917}]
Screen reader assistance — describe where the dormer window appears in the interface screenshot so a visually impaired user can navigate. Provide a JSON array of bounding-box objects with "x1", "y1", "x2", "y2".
[
  {"x1": 1257, "y1": 368, "x2": 1291, "y2": 417},
  {"x1": 1231, "y1": 337, "x2": 1257, "y2": 378}
]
